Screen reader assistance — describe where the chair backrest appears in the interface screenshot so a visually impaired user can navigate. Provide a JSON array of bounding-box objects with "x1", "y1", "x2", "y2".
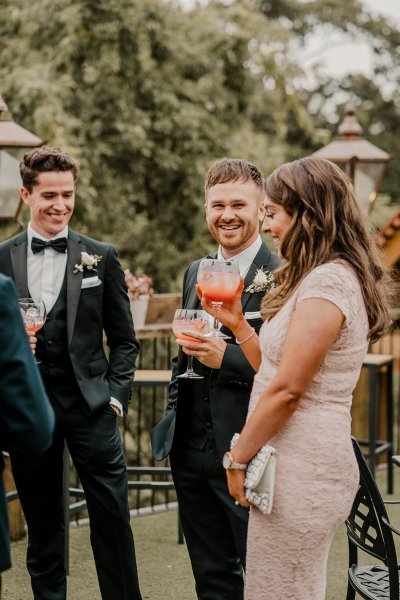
[{"x1": 346, "y1": 437, "x2": 398, "y2": 572}]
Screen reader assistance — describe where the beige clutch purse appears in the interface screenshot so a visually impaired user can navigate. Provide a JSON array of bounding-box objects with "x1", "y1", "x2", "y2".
[{"x1": 231, "y1": 433, "x2": 277, "y2": 515}]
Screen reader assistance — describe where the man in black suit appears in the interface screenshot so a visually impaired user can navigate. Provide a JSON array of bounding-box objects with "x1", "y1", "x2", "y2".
[
  {"x1": 0, "y1": 274, "x2": 54, "y2": 596},
  {"x1": 0, "y1": 146, "x2": 142, "y2": 600},
  {"x1": 151, "y1": 158, "x2": 279, "y2": 599}
]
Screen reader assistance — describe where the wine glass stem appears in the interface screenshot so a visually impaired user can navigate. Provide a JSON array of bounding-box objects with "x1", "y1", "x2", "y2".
[
  {"x1": 187, "y1": 355, "x2": 195, "y2": 374},
  {"x1": 212, "y1": 302, "x2": 223, "y2": 333}
]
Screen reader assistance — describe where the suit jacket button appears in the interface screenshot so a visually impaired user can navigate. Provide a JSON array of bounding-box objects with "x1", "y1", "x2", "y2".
[{"x1": 48, "y1": 340, "x2": 53, "y2": 345}]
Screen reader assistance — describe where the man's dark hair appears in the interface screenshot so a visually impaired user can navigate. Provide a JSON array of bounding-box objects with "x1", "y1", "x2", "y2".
[
  {"x1": 20, "y1": 146, "x2": 80, "y2": 191},
  {"x1": 205, "y1": 157, "x2": 263, "y2": 195}
]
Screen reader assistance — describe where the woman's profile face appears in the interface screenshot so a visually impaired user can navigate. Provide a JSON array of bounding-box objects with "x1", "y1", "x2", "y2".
[{"x1": 261, "y1": 197, "x2": 292, "y2": 251}]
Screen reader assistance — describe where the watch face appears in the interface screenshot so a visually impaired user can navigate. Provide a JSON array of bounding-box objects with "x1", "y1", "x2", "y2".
[{"x1": 222, "y1": 452, "x2": 231, "y2": 469}]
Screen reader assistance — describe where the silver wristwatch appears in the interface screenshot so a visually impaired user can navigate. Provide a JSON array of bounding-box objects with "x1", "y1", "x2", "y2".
[{"x1": 222, "y1": 451, "x2": 247, "y2": 470}]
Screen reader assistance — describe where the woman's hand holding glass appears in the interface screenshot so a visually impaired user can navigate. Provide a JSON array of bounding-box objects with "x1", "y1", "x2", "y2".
[
  {"x1": 196, "y1": 259, "x2": 241, "y2": 338},
  {"x1": 197, "y1": 276, "x2": 261, "y2": 372},
  {"x1": 196, "y1": 277, "x2": 246, "y2": 336}
]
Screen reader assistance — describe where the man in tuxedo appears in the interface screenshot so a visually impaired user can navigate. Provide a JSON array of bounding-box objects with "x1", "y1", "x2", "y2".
[
  {"x1": 151, "y1": 158, "x2": 280, "y2": 599},
  {"x1": 0, "y1": 274, "x2": 54, "y2": 597},
  {"x1": 0, "y1": 146, "x2": 142, "y2": 600}
]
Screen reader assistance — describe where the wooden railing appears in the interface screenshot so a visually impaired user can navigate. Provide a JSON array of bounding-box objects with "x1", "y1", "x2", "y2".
[{"x1": 7, "y1": 298, "x2": 399, "y2": 536}]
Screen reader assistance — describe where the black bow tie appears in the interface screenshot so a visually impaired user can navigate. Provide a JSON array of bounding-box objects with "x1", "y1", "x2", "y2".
[{"x1": 31, "y1": 237, "x2": 68, "y2": 255}]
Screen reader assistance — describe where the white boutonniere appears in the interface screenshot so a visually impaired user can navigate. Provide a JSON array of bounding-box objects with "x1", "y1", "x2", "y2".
[
  {"x1": 245, "y1": 269, "x2": 275, "y2": 294},
  {"x1": 73, "y1": 251, "x2": 102, "y2": 274}
]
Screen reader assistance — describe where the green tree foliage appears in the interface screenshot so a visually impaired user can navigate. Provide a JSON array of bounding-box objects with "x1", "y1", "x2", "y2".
[
  {"x1": 257, "y1": 0, "x2": 400, "y2": 205},
  {"x1": 0, "y1": 0, "x2": 398, "y2": 290}
]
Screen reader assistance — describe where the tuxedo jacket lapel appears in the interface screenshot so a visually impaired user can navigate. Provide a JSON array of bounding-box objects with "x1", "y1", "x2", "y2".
[
  {"x1": 66, "y1": 232, "x2": 85, "y2": 347},
  {"x1": 10, "y1": 234, "x2": 29, "y2": 298},
  {"x1": 241, "y1": 262, "x2": 258, "y2": 310},
  {"x1": 7, "y1": 230, "x2": 85, "y2": 347},
  {"x1": 241, "y1": 244, "x2": 276, "y2": 312},
  {"x1": 186, "y1": 252, "x2": 217, "y2": 309},
  {"x1": 187, "y1": 281, "x2": 200, "y2": 310}
]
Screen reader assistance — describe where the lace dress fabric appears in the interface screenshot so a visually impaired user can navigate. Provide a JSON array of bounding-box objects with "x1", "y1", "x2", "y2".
[{"x1": 245, "y1": 261, "x2": 369, "y2": 600}]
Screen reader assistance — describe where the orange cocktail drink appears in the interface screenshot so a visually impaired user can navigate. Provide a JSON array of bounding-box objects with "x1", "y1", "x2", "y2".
[
  {"x1": 172, "y1": 308, "x2": 211, "y2": 379},
  {"x1": 24, "y1": 322, "x2": 45, "y2": 336},
  {"x1": 197, "y1": 271, "x2": 241, "y2": 303},
  {"x1": 173, "y1": 319, "x2": 210, "y2": 342},
  {"x1": 196, "y1": 259, "x2": 240, "y2": 339}
]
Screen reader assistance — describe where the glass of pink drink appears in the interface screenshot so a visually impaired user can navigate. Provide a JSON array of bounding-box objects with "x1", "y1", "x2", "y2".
[
  {"x1": 18, "y1": 297, "x2": 47, "y2": 363},
  {"x1": 197, "y1": 259, "x2": 240, "y2": 339},
  {"x1": 173, "y1": 309, "x2": 211, "y2": 379}
]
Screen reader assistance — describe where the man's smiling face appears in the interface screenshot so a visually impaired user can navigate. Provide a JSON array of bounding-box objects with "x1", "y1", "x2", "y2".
[
  {"x1": 205, "y1": 179, "x2": 264, "y2": 257},
  {"x1": 20, "y1": 170, "x2": 75, "y2": 238}
]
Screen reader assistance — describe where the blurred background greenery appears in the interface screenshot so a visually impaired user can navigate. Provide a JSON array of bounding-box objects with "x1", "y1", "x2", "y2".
[{"x1": 0, "y1": 0, "x2": 399, "y2": 291}]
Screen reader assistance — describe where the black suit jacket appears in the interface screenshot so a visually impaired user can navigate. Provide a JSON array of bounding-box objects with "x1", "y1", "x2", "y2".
[
  {"x1": 151, "y1": 243, "x2": 280, "y2": 460},
  {"x1": 0, "y1": 275, "x2": 54, "y2": 572},
  {"x1": 0, "y1": 229, "x2": 139, "y2": 413}
]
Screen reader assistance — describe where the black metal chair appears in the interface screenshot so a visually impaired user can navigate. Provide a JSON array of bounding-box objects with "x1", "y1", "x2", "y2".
[{"x1": 346, "y1": 436, "x2": 400, "y2": 600}]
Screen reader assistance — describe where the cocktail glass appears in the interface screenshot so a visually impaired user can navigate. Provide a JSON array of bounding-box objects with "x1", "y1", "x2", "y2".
[
  {"x1": 18, "y1": 297, "x2": 47, "y2": 364},
  {"x1": 173, "y1": 308, "x2": 211, "y2": 379},
  {"x1": 197, "y1": 258, "x2": 240, "y2": 339}
]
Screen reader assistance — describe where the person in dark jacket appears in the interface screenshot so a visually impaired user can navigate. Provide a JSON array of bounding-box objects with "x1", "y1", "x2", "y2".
[
  {"x1": 0, "y1": 274, "x2": 54, "y2": 594},
  {"x1": 0, "y1": 146, "x2": 142, "y2": 600},
  {"x1": 151, "y1": 158, "x2": 279, "y2": 599}
]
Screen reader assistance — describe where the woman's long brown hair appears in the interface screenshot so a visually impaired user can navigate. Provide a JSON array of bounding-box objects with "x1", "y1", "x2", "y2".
[{"x1": 261, "y1": 157, "x2": 391, "y2": 342}]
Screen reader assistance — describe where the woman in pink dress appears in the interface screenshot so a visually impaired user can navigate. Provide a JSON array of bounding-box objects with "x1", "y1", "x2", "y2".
[{"x1": 196, "y1": 157, "x2": 392, "y2": 599}]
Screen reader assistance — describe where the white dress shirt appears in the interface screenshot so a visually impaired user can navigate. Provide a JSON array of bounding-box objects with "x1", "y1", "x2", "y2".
[
  {"x1": 217, "y1": 235, "x2": 262, "y2": 278},
  {"x1": 27, "y1": 223, "x2": 68, "y2": 313},
  {"x1": 26, "y1": 223, "x2": 123, "y2": 416}
]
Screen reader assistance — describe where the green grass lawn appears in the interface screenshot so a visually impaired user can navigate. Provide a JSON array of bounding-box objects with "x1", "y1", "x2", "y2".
[{"x1": 3, "y1": 468, "x2": 399, "y2": 599}]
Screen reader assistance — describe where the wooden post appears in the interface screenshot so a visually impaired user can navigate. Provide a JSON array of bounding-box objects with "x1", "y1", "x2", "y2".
[{"x1": 352, "y1": 356, "x2": 391, "y2": 466}]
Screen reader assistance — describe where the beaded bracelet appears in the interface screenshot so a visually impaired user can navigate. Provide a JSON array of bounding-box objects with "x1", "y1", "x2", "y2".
[{"x1": 235, "y1": 327, "x2": 255, "y2": 345}]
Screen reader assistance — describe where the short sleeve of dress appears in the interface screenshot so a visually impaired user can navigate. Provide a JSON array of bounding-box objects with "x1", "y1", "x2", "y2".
[{"x1": 296, "y1": 262, "x2": 358, "y2": 323}]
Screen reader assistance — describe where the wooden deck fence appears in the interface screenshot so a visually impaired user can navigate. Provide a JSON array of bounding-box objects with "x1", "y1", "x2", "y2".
[{"x1": 5, "y1": 296, "x2": 400, "y2": 538}]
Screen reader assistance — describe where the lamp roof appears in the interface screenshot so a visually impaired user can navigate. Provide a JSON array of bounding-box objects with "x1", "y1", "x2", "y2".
[
  {"x1": 0, "y1": 120, "x2": 43, "y2": 147},
  {"x1": 0, "y1": 94, "x2": 42, "y2": 147},
  {"x1": 313, "y1": 102, "x2": 391, "y2": 163},
  {"x1": 313, "y1": 138, "x2": 391, "y2": 162}
]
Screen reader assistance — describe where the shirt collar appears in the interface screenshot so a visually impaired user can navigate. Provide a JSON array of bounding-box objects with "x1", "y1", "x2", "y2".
[
  {"x1": 217, "y1": 235, "x2": 262, "y2": 277},
  {"x1": 27, "y1": 223, "x2": 69, "y2": 245}
]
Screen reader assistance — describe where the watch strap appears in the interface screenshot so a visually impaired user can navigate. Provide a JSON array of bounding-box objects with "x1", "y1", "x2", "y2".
[{"x1": 224, "y1": 451, "x2": 247, "y2": 470}]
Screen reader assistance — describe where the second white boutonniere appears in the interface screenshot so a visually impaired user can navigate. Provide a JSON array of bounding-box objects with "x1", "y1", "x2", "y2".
[
  {"x1": 73, "y1": 251, "x2": 102, "y2": 274},
  {"x1": 245, "y1": 269, "x2": 275, "y2": 294}
]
